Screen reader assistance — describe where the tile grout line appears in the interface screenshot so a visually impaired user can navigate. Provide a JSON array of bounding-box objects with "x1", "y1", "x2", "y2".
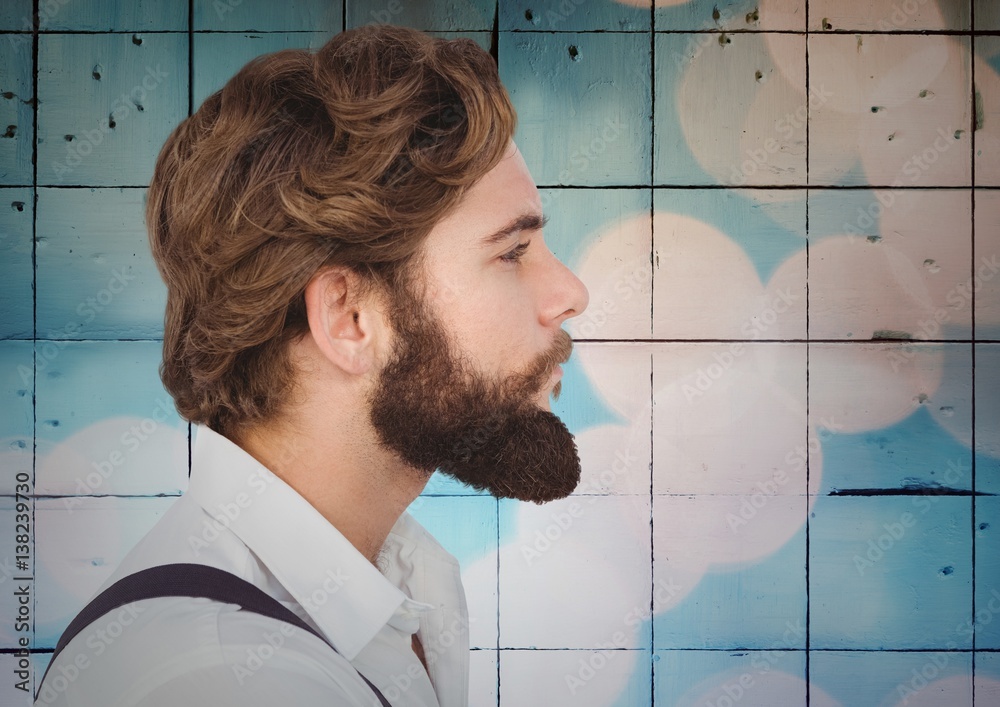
[
  {"x1": 804, "y1": 1, "x2": 812, "y2": 701},
  {"x1": 29, "y1": 0, "x2": 39, "y2": 685},
  {"x1": 648, "y1": 0, "x2": 656, "y2": 702},
  {"x1": 187, "y1": 0, "x2": 194, "y2": 484},
  {"x1": 970, "y1": 2, "x2": 978, "y2": 702},
  {"x1": 7, "y1": 28, "x2": 1000, "y2": 35}
]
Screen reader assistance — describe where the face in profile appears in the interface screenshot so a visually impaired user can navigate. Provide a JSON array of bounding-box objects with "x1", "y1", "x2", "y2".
[{"x1": 367, "y1": 145, "x2": 589, "y2": 503}]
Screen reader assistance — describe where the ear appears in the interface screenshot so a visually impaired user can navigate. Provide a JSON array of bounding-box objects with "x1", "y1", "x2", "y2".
[{"x1": 303, "y1": 268, "x2": 387, "y2": 377}]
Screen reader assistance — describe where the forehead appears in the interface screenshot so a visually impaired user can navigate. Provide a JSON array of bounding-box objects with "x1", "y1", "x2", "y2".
[{"x1": 420, "y1": 143, "x2": 542, "y2": 257}]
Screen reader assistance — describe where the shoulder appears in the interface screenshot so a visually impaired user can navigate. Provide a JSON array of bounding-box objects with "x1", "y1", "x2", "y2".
[
  {"x1": 98, "y1": 493, "x2": 254, "y2": 590},
  {"x1": 37, "y1": 596, "x2": 383, "y2": 706}
]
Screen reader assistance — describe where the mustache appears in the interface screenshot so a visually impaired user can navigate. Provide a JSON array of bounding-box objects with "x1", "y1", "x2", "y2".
[{"x1": 516, "y1": 329, "x2": 574, "y2": 393}]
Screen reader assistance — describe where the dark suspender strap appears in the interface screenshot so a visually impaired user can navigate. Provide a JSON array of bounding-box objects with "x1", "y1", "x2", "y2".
[{"x1": 36, "y1": 562, "x2": 391, "y2": 706}]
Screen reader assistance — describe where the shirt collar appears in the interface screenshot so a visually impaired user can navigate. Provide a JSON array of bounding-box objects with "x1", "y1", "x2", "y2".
[{"x1": 187, "y1": 424, "x2": 429, "y2": 660}]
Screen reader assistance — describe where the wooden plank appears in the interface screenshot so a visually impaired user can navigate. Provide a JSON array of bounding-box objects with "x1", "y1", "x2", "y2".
[
  {"x1": 809, "y1": 34, "x2": 972, "y2": 187},
  {"x1": 655, "y1": 32, "x2": 807, "y2": 186},
  {"x1": 655, "y1": 650, "x2": 810, "y2": 706},
  {"x1": 34, "y1": 340, "x2": 188, "y2": 496},
  {"x1": 0, "y1": 188, "x2": 33, "y2": 336},
  {"x1": 977, "y1": 497, "x2": 1000, "y2": 649},
  {"x1": 653, "y1": 190, "x2": 807, "y2": 338},
  {"x1": 501, "y1": 31, "x2": 652, "y2": 186},
  {"x1": 976, "y1": 344, "x2": 1000, "y2": 495},
  {"x1": 811, "y1": 650, "x2": 973, "y2": 706},
  {"x1": 808, "y1": 0, "x2": 971, "y2": 31},
  {"x1": 656, "y1": 0, "x2": 805, "y2": 32},
  {"x1": 498, "y1": 495, "x2": 652, "y2": 649},
  {"x1": 0, "y1": 341, "x2": 32, "y2": 495},
  {"x1": 976, "y1": 37, "x2": 1000, "y2": 185},
  {"x1": 808, "y1": 189, "x2": 973, "y2": 340},
  {"x1": 977, "y1": 0, "x2": 1000, "y2": 29},
  {"x1": 500, "y1": 1, "x2": 650, "y2": 31},
  {"x1": 345, "y1": 0, "x2": 493, "y2": 31},
  {"x1": 0, "y1": 35, "x2": 34, "y2": 185},
  {"x1": 194, "y1": 0, "x2": 343, "y2": 31},
  {"x1": 36, "y1": 187, "x2": 166, "y2": 339},
  {"x1": 653, "y1": 494, "x2": 808, "y2": 648},
  {"x1": 40, "y1": 0, "x2": 187, "y2": 31},
  {"x1": 501, "y1": 648, "x2": 652, "y2": 706},
  {"x1": 809, "y1": 494, "x2": 972, "y2": 649},
  {"x1": 0, "y1": 0, "x2": 33, "y2": 31},
  {"x1": 37, "y1": 32, "x2": 189, "y2": 186}
]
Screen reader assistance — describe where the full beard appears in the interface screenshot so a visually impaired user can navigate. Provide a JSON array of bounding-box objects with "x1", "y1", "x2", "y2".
[{"x1": 367, "y1": 287, "x2": 581, "y2": 504}]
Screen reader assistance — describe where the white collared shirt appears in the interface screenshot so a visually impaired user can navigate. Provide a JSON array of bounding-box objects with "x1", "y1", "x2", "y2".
[{"x1": 36, "y1": 425, "x2": 470, "y2": 707}]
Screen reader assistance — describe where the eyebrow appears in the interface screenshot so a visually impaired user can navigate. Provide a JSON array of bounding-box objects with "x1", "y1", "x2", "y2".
[{"x1": 478, "y1": 213, "x2": 549, "y2": 247}]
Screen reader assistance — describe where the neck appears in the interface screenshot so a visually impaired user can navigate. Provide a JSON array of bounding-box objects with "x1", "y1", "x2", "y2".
[{"x1": 235, "y1": 413, "x2": 430, "y2": 564}]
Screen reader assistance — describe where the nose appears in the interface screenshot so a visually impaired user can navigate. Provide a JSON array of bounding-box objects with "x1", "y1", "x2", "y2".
[{"x1": 542, "y1": 252, "x2": 589, "y2": 328}]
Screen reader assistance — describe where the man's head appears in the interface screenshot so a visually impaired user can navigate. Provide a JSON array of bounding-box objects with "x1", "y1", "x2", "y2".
[
  {"x1": 148, "y1": 24, "x2": 516, "y2": 436},
  {"x1": 148, "y1": 25, "x2": 588, "y2": 501}
]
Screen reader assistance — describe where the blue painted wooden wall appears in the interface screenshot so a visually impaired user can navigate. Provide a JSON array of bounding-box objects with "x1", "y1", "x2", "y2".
[{"x1": 1, "y1": 0, "x2": 998, "y2": 705}]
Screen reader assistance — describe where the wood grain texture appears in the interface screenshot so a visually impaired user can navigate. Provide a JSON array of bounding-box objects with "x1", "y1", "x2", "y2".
[
  {"x1": 977, "y1": 0, "x2": 1000, "y2": 30},
  {"x1": 811, "y1": 650, "x2": 973, "y2": 706},
  {"x1": 976, "y1": 344, "x2": 1000, "y2": 495},
  {"x1": 500, "y1": 0, "x2": 650, "y2": 31},
  {"x1": 655, "y1": 650, "x2": 811, "y2": 706},
  {"x1": 808, "y1": 0, "x2": 971, "y2": 31},
  {"x1": 0, "y1": 36, "x2": 35, "y2": 185},
  {"x1": 39, "y1": 0, "x2": 187, "y2": 31},
  {"x1": 38, "y1": 33, "x2": 189, "y2": 186},
  {"x1": 0, "y1": 0, "x2": 33, "y2": 32},
  {"x1": 346, "y1": 0, "x2": 494, "y2": 31},
  {"x1": 656, "y1": 32, "x2": 808, "y2": 186},
  {"x1": 809, "y1": 494, "x2": 971, "y2": 650},
  {"x1": 195, "y1": 0, "x2": 343, "y2": 31},
  {"x1": 34, "y1": 340, "x2": 188, "y2": 495},
  {"x1": 0, "y1": 188, "x2": 33, "y2": 336},
  {"x1": 500, "y1": 31, "x2": 652, "y2": 186},
  {"x1": 0, "y1": 341, "x2": 32, "y2": 495},
  {"x1": 656, "y1": 0, "x2": 805, "y2": 32},
  {"x1": 35, "y1": 188, "x2": 166, "y2": 339}
]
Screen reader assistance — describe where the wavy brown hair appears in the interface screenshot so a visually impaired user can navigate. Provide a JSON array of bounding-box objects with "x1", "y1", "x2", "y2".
[{"x1": 147, "y1": 25, "x2": 517, "y2": 438}]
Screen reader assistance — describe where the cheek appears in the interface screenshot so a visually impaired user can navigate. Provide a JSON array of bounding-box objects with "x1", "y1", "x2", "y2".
[
  {"x1": 430, "y1": 270, "x2": 539, "y2": 368},
  {"x1": 479, "y1": 310, "x2": 540, "y2": 373},
  {"x1": 448, "y1": 306, "x2": 526, "y2": 368},
  {"x1": 427, "y1": 272, "x2": 473, "y2": 309}
]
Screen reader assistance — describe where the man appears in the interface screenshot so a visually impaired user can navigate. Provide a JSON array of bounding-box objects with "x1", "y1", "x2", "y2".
[{"x1": 36, "y1": 23, "x2": 588, "y2": 707}]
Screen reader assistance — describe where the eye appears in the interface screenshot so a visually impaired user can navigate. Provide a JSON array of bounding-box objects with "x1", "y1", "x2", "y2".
[{"x1": 500, "y1": 241, "x2": 530, "y2": 265}]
